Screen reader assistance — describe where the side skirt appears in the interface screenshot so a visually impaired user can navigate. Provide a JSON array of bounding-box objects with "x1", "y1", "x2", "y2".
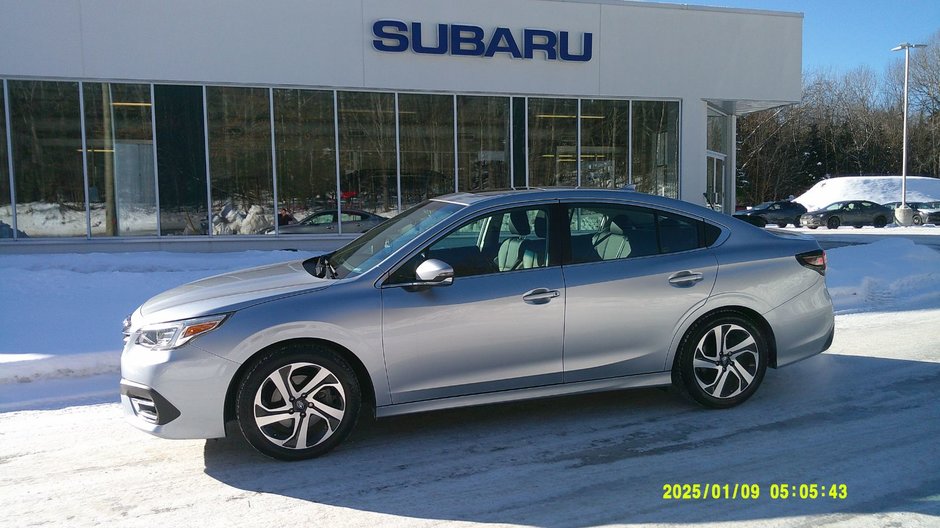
[{"x1": 375, "y1": 371, "x2": 672, "y2": 418}]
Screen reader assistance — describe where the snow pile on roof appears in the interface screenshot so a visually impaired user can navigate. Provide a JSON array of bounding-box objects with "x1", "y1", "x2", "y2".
[
  {"x1": 795, "y1": 176, "x2": 940, "y2": 212},
  {"x1": 826, "y1": 238, "x2": 940, "y2": 314}
]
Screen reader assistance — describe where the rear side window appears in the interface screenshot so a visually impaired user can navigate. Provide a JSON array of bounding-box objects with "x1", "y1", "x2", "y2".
[{"x1": 566, "y1": 204, "x2": 710, "y2": 264}]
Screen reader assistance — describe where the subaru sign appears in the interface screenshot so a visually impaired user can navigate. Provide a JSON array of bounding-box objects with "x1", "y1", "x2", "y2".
[{"x1": 372, "y1": 20, "x2": 593, "y2": 62}]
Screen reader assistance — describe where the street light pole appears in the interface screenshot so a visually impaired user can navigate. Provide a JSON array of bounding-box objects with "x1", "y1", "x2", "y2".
[{"x1": 891, "y1": 42, "x2": 927, "y2": 226}]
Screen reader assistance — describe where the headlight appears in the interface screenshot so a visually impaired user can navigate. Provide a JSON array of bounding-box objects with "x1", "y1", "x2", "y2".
[
  {"x1": 135, "y1": 314, "x2": 228, "y2": 350},
  {"x1": 815, "y1": 213, "x2": 826, "y2": 218}
]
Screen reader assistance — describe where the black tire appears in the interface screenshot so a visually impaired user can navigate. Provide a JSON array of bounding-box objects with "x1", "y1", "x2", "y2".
[
  {"x1": 673, "y1": 312, "x2": 768, "y2": 409},
  {"x1": 853, "y1": 225, "x2": 863, "y2": 229},
  {"x1": 826, "y1": 216, "x2": 840, "y2": 229},
  {"x1": 776, "y1": 221, "x2": 788, "y2": 228},
  {"x1": 874, "y1": 216, "x2": 887, "y2": 228},
  {"x1": 913, "y1": 215, "x2": 923, "y2": 226},
  {"x1": 807, "y1": 226, "x2": 818, "y2": 229},
  {"x1": 236, "y1": 344, "x2": 361, "y2": 461}
]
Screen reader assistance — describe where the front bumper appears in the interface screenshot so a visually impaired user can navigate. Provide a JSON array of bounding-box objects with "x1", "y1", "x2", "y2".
[
  {"x1": 800, "y1": 215, "x2": 824, "y2": 227},
  {"x1": 120, "y1": 342, "x2": 240, "y2": 439}
]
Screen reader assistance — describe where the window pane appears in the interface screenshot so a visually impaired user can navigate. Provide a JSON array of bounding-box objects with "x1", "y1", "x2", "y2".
[
  {"x1": 207, "y1": 86, "x2": 273, "y2": 235},
  {"x1": 273, "y1": 88, "x2": 336, "y2": 230},
  {"x1": 580, "y1": 99, "x2": 629, "y2": 189},
  {"x1": 632, "y1": 101, "x2": 680, "y2": 198},
  {"x1": 84, "y1": 83, "x2": 157, "y2": 236},
  {"x1": 567, "y1": 204, "x2": 658, "y2": 263},
  {"x1": 9, "y1": 80, "x2": 84, "y2": 237},
  {"x1": 337, "y1": 91, "x2": 397, "y2": 228},
  {"x1": 707, "y1": 108, "x2": 729, "y2": 155},
  {"x1": 154, "y1": 84, "x2": 208, "y2": 235},
  {"x1": 528, "y1": 98, "x2": 578, "y2": 187},
  {"x1": 0, "y1": 85, "x2": 11, "y2": 238},
  {"x1": 399, "y1": 93, "x2": 454, "y2": 212},
  {"x1": 658, "y1": 211, "x2": 700, "y2": 253},
  {"x1": 457, "y1": 96, "x2": 510, "y2": 192}
]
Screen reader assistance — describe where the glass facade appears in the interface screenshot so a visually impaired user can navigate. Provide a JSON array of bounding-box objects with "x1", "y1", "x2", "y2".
[
  {"x1": 456, "y1": 96, "x2": 510, "y2": 191},
  {"x1": 528, "y1": 98, "x2": 578, "y2": 187},
  {"x1": 632, "y1": 101, "x2": 680, "y2": 199},
  {"x1": 207, "y1": 86, "x2": 273, "y2": 235},
  {"x1": 0, "y1": 78, "x2": 682, "y2": 241},
  {"x1": 273, "y1": 88, "x2": 336, "y2": 231},
  {"x1": 0, "y1": 84, "x2": 11, "y2": 237},
  {"x1": 83, "y1": 83, "x2": 157, "y2": 236}
]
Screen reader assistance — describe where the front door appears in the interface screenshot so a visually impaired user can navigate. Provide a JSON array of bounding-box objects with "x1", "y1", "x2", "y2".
[
  {"x1": 381, "y1": 204, "x2": 565, "y2": 404},
  {"x1": 706, "y1": 151, "x2": 726, "y2": 212}
]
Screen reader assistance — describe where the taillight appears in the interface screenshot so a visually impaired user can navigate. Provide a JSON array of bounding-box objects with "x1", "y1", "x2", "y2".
[{"x1": 796, "y1": 249, "x2": 826, "y2": 275}]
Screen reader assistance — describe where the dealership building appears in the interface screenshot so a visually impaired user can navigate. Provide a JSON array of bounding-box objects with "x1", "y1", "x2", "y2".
[{"x1": 0, "y1": 0, "x2": 801, "y2": 252}]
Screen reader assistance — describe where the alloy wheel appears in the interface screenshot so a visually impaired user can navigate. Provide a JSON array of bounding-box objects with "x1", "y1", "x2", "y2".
[{"x1": 691, "y1": 324, "x2": 760, "y2": 400}]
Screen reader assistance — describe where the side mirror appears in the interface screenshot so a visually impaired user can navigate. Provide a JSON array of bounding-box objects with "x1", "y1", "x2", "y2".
[{"x1": 414, "y1": 259, "x2": 454, "y2": 286}]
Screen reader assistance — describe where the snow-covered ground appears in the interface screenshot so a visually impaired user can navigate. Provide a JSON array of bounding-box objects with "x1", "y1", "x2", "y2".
[
  {"x1": 1, "y1": 238, "x2": 939, "y2": 527},
  {"x1": 794, "y1": 175, "x2": 940, "y2": 212}
]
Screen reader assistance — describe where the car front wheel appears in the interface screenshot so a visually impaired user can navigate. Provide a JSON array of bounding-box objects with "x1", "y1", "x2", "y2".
[
  {"x1": 236, "y1": 344, "x2": 361, "y2": 461},
  {"x1": 674, "y1": 313, "x2": 768, "y2": 409},
  {"x1": 827, "y1": 216, "x2": 840, "y2": 229}
]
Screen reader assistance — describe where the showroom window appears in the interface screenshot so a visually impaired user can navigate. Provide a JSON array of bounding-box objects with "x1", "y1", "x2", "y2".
[
  {"x1": 83, "y1": 83, "x2": 157, "y2": 236},
  {"x1": 580, "y1": 99, "x2": 629, "y2": 189},
  {"x1": 456, "y1": 95, "x2": 510, "y2": 192},
  {"x1": 337, "y1": 91, "x2": 397, "y2": 228},
  {"x1": 273, "y1": 88, "x2": 337, "y2": 232},
  {"x1": 154, "y1": 84, "x2": 208, "y2": 236},
  {"x1": 0, "y1": 83, "x2": 11, "y2": 237},
  {"x1": 398, "y1": 93, "x2": 456, "y2": 212},
  {"x1": 8, "y1": 80, "x2": 85, "y2": 237},
  {"x1": 632, "y1": 101, "x2": 680, "y2": 198},
  {"x1": 206, "y1": 86, "x2": 274, "y2": 235},
  {"x1": 528, "y1": 98, "x2": 578, "y2": 187}
]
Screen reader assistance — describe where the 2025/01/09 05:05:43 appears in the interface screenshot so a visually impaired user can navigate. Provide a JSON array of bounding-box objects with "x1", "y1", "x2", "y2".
[{"x1": 662, "y1": 483, "x2": 848, "y2": 500}]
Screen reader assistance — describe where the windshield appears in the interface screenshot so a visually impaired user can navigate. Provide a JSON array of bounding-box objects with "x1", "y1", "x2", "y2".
[
  {"x1": 315, "y1": 200, "x2": 464, "y2": 279},
  {"x1": 751, "y1": 202, "x2": 773, "y2": 210},
  {"x1": 825, "y1": 202, "x2": 846, "y2": 211}
]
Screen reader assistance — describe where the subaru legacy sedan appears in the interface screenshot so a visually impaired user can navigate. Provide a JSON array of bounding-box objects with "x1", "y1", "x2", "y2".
[{"x1": 121, "y1": 189, "x2": 834, "y2": 460}]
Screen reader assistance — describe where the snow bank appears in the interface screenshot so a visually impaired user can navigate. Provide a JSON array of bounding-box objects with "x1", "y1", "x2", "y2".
[
  {"x1": 0, "y1": 250, "x2": 318, "y2": 383},
  {"x1": 826, "y1": 238, "x2": 940, "y2": 314},
  {"x1": 795, "y1": 176, "x2": 940, "y2": 212}
]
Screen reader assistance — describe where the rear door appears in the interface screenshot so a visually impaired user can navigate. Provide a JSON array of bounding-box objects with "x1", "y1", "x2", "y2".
[{"x1": 561, "y1": 203, "x2": 718, "y2": 382}]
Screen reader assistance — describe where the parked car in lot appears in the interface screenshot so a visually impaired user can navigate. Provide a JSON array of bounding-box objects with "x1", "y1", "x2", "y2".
[
  {"x1": 267, "y1": 208, "x2": 386, "y2": 234},
  {"x1": 121, "y1": 188, "x2": 835, "y2": 460},
  {"x1": 800, "y1": 200, "x2": 893, "y2": 229},
  {"x1": 733, "y1": 200, "x2": 807, "y2": 228},
  {"x1": 882, "y1": 202, "x2": 927, "y2": 226}
]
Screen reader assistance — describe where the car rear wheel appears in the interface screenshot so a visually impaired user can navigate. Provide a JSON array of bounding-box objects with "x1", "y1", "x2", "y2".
[
  {"x1": 673, "y1": 313, "x2": 768, "y2": 409},
  {"x1": 913, "y1": 215, "x2": 923, "y2": 226},
  {"x1": 236, "y1": 344, "x2": 361, "y2": 461},
  {"x1": 827, "y1": 216, "x2": 840, "y2": 229},
  {"x1": 776, "y1": 221, "x2": 788, "y2": 228},
  {"x1": 874, "y1": 216, "x2": 887, "y2": 228}
]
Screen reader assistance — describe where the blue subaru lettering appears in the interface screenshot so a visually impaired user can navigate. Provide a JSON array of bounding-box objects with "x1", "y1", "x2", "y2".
[
  {"x1": 559, "y1": 31, "x2": 592, "y2": 62},
  {"x1": 411, "y1": 22, "x2": 448, "y2": 55},
  {"x1": 484, "y1": 27, "x2": 523, "y2": 58},
  {"x1": 450, "y1": 24, "x2": 486, "y2": 56},
  {"x1": 523, "y1": 28, "x2": 558, "y2": 60},
  {"x1": 372, "y1": 20, "x2": 409, "y2": 52}
]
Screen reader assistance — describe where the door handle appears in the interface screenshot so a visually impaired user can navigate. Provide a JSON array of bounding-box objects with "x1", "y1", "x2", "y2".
[
  {"x1": 522, "y1": 288, "x2": 560, "y2": 304},
  {"x1": 668, "y1": 271, "x2": 704, "y2": 287}
]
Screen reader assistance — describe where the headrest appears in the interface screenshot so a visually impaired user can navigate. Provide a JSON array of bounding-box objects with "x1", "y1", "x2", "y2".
[
  {"x1": 508, "y1": 210, "x2": 530, "y2": 236},
  {"x1": 534, "y1": 211, "x2": 547, "y2": 238},
  {"x1": 608, "y1": 215, "x2": 631, "y2": 235}
]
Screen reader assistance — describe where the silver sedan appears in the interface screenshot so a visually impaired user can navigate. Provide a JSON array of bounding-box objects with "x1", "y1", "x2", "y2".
[{"x1": 120, "y1": 189, "x2": 834, "y2": 460}]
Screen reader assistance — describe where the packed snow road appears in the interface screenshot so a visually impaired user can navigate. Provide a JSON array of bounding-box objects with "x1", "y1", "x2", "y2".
[{"x1": 1, "y1": 310, "x2": 938, "y2": 528}]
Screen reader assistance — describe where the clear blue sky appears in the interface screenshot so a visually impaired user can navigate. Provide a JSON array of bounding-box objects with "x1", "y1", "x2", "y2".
[{"x1": 654, "y1": 0, "x2": 940, "y2": 74}]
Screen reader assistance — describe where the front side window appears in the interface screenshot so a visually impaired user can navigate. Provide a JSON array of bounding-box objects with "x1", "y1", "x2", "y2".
[{"x1": 391, "y1": 205, "x2": 551, "y2": 282}]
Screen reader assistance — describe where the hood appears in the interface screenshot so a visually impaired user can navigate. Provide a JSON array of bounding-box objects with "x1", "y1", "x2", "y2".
[{"x1": 138, "y1": 259, "x2": 332, "y2": 322}]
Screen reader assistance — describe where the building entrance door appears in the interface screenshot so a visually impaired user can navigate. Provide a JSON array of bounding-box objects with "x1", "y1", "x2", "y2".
[{"x1": 706, "y1": 151, "x2": 726, "y2": 212}]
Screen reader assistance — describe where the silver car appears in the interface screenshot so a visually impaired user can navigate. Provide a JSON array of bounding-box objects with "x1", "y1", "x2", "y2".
[{"x1": 121, "y1": 189, "x2": 834, "y2": 460}]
